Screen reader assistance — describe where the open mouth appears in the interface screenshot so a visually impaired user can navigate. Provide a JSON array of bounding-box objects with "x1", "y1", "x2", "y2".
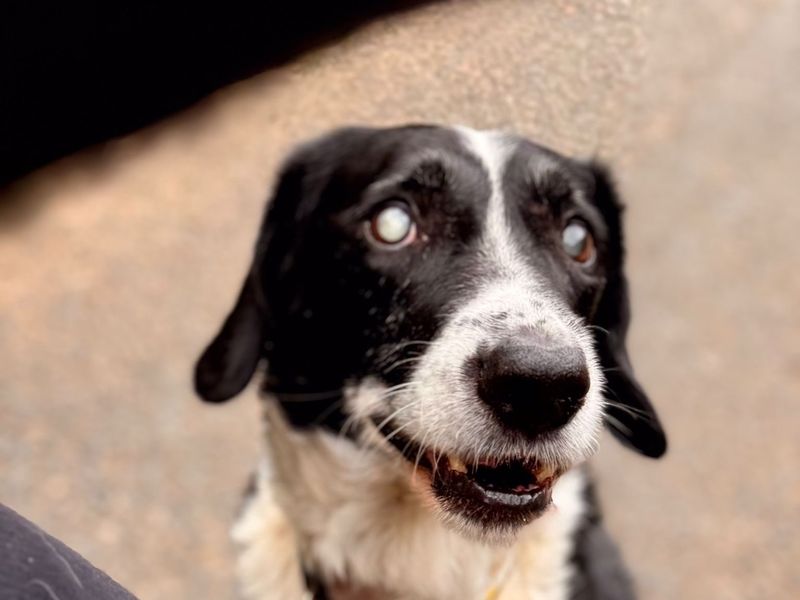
[
  {"x1": 425, "y1": 451, "x2": 560, "y2": 528},
  {"x1": 376, "y1": 421, "x2": 562, "y2": 529}
]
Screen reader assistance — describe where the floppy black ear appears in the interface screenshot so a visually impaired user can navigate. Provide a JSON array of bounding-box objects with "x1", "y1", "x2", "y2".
[
  {"x1": 194, "y1": 276, "x2": 264, "y2": 403},
  {"x1": 590, "y1": 164, "x2": 667, "y2": 458},
  {"x1": 192, "y1": 138, "x2": 316, "y2": 404}
]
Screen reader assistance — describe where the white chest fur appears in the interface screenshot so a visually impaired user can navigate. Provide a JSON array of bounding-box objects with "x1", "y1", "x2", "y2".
[{"x1": 232, "y1": 405, "x2": 587, "y2": 600}]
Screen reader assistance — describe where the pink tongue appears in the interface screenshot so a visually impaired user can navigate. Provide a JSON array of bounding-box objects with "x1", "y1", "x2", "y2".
[{"x1": 512, "y1": 483, "x2": 538, "y2": 493}]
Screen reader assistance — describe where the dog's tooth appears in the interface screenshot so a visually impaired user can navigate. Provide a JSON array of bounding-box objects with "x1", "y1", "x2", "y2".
[{"x1": 447, "y1": 454, "x2": 467, "y2": 473}]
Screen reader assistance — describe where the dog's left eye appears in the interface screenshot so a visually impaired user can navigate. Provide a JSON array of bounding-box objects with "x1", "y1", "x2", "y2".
[
  {"x1": 562, "y1": 221, "x2": 596, "y2": 265},
  {"x1": 368, "y1": 204, "x2": 417, "y2": 247}
]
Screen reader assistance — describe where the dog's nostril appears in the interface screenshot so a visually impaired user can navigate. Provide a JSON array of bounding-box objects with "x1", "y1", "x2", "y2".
[{"x1": 474, "y1": 332, "x2": 590, "y2": 438}]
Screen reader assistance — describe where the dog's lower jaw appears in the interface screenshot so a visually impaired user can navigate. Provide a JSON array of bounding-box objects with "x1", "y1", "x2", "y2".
[{"x1": 233, "y1": 403, "x2": 589, "y2": 600}]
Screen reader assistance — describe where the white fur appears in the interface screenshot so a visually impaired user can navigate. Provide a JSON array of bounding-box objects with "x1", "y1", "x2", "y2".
[
  {"x1": 232, "y1": 458, "x2": 311, "y2": 600},
  {"x1": 234, "y1": 403, "x2": 588, "y2": 600},
  {"x1": 457, "y1": 127, "x2": 528, "y2": 282}
]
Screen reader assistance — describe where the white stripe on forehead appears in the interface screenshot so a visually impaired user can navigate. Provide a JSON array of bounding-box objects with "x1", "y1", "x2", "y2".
[{"x1": 456, "y1": 126, "x2": 528, "y2": 280}]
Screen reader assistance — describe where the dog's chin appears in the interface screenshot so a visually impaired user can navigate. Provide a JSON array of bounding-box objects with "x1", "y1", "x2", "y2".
[{"x1": 381, "y1": 429, "x2": 564, "y2": 542}]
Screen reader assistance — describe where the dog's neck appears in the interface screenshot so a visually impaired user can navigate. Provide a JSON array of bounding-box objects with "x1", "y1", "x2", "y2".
[{"x1": 233, "y1": 403, "x2": 588, "y2": 600}]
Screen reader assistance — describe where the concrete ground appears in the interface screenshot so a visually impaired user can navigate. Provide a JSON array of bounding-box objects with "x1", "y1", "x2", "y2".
[{"x1": 2, "y1": 1, "x2": 798, "y2": 598}]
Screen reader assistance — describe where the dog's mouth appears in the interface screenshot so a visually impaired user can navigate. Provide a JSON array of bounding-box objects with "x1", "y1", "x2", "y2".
[
  {"x1": 426, "y1": 451, "x2": 560, "y2": 525},
  {"x1": 376, "y1": 421, "x2": 562, "y2": 530}
]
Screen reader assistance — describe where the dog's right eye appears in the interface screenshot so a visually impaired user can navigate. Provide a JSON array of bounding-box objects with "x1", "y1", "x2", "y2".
[{"x1": 367, "y1": 203, "x2": 417, "y2": 248}]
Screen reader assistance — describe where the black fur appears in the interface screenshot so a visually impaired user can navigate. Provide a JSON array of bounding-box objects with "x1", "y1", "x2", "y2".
[
  {"x1": 587, "y1": 166, "x2": 667, "y2": 458},
  {"x1": 569, "y1": 479, "x2": 637, "y2": 600}
]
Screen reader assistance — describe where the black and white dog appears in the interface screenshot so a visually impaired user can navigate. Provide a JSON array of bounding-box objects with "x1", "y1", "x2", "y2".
[{"x1": 195, "y1": 125, "x2": 667, "y2": 600}]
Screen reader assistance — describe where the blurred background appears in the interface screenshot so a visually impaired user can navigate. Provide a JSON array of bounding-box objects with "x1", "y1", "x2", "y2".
[{"x1": 1, "y1": 1, "x2": 798, "y2": 598}]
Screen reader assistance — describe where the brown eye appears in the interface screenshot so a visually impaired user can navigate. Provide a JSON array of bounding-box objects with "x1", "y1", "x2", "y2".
[
  {"x1": 562, "y1": 221, "x2": 596, "y2": 264},
  {"x1": 368, "y1": 204, "x2": 417, "y2": 247}
]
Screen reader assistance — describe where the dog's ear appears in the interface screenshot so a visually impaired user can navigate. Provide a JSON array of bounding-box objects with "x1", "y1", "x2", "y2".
[
  {"x1": 194, "y1": 275, "x2": 265, "y2": 403},
  {"x1": 589, "y1": 164, "x2": 667, "y2": 458},
  {"x1": 193, "y1": 159, "x2": 299, "y2": 404},
  {"x1": 193, "y1": 161, "x2": 299, "y2": 404},
  {"x1": 193, "y1": 135, "x2": 331, "y2": 404}
]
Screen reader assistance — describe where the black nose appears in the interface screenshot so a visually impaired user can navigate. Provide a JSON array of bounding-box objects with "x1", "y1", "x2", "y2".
[{"x1": 473, "y1": 330, "x2": 590, "y2": 438}]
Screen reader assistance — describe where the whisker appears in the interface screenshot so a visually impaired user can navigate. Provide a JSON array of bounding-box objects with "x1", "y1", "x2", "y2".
[
  {"x1": 382, "y1": 420, "x2": 417, "y2": 444},
  {"x1": 374, "y1": 340, "x2": 435, "y2": 368},
  {"x1": 412, "y1": 425, "x2": 433, "y2": 481},
  {"x1": 372, "y1": 401, "x2": 419, "y2": 434},
  {"x1": 384, "y1": 356, "x2": 424, "y2": 374},
  {"x1": 336, "y1": 380, "x2": 423, "y2": 442},
  {"x1": 310, "y1": 398, "x2": 346, "y2": 427},
  {"x1": 584, "y1": 324, "x2": 611, "y2": 336},
  {"x1": 339, "y1": 411, "x2": 363, "y2": 440},
  {"x1": 604, "y1": 400, "x2": 653, "y2": 421},
  {"x1": 377, "y1": 381, "x2": 420, "y2": 395},
  {"x1": 604, "y1": 413, "x2": 632, "y2": 435},
  {"x1": 431, "y1": 428, "x2": 449, "y2": 479},
  {"x1": 385, "y1": 340, "x2": 435, "y2": 350}
]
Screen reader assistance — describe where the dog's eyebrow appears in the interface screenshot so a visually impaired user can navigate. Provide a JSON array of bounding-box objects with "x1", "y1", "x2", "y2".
[
  {"x1": 364, "y1": 157, "x2": 450, "y2": 202},
  {"x1": 400, "y1": 159, "x2": 449, "y2": 193},
  {"x1": 525, "y1": 155, "x2": 586, "y2": 207},
  {"x1": 533, "y1": 168, "x2": 573, "y2": 203}
]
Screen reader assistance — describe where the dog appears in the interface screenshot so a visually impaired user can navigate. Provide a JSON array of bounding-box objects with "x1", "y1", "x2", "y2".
[{"x1": 194, "y1": 125, "x2": 667, "y2": 600}]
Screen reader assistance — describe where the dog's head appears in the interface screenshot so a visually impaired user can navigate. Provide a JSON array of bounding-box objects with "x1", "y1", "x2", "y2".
[{"x1": 195, "y1": 125, "x2": 666, "y2": 539}]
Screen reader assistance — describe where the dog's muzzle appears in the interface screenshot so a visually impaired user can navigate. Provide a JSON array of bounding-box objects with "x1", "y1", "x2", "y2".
[{"x1": 372, "y1": 330, "x2": 591, "y2": 533}]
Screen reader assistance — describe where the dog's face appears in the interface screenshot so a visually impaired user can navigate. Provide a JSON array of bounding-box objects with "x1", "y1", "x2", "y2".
[{"x1": 196, "y1": 125, "x2": 666, "y2": 539}]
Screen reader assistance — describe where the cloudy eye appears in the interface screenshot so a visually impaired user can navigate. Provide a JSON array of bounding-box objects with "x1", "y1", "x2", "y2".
[
  {"x1": 368, "y1": 203, "x2": 417, "y2": 247},
  {"x1": 562, "y1": 220, "x2": 596, "y2": 264}
]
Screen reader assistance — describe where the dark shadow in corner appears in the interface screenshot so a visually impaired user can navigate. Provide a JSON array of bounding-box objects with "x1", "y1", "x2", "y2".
[{"x1": 0, "y1": 1, "x2": 438, "y2": 192}]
